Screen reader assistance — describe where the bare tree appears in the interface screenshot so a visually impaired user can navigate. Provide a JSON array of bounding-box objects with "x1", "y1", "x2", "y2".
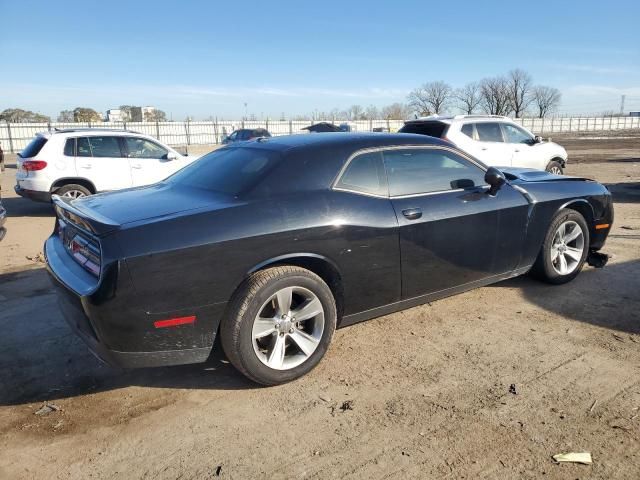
[
  {"x1": 532, "y1": 86, "x2": 561, "y2": 118},
  {"x1": 365, "y1": 105, "x2": 380, "y2": 120},
  {"x1": 347, "y1": 105, "x2": 365, "y2": 120},
  {"x1": 506, "y1": 69, "x2": 533, "y2": 118},
  {"x1": 144, "y1": 109, "x2": 167, "y2": 122},
  {"x1": 453, "y1": 82, "x2": 482, "y2": 114},
  {"x1": 480, "y1": 77, "x2": 512, "y2": 116},
  {"x1": 0, "y1": 108, "x2": 50, "y2": 122},
  {"x1": 381, "y1": 103, "x2": 411, "y2": 119},
  {"x1": 119, "y1": 105, "x2": 135, "y2": 122},
  {"x1": 57, "y1": 110, "x2": 74, "y2": 122},
  {"x1": 407, "y1": 81, "x2": 452, "y2": 115}
]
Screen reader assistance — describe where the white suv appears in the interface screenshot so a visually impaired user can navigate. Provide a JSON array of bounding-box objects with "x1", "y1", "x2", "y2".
[
  {"x1": 399, "y1": 115, "x2": 568, "y2": 174},
  {"x1": 15, "y1": 129, "x2": 199, "y2": 202}
]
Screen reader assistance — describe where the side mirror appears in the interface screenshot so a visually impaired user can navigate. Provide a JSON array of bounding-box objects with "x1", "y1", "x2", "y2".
[
  {"x1": 485, "y1": 167, "x2": 506, "y2": 196},
  {"x1": 533, "y1": 135, "x2": 543, "y2": 144},
  {"x1": 166, "y1": 152, "x2": 178, "y2": 160}
]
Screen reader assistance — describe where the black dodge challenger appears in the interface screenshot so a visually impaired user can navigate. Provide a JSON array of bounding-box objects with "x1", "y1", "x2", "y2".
[{"x1": 45, "y1": 133, "x2": 613, "y2": 385}]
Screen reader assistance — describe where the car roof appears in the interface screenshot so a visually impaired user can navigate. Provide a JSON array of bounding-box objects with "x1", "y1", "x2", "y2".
[
  {"x1": 225, "y1": 132, "x2": 452, "y2": 152},
  {"x1": 37, "y1": 128, "x2": 159, "y2": 140}
]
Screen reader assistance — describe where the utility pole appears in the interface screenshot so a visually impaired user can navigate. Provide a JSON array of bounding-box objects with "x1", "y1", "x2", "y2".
[{"x1": 620, "y1": 95, "x2": 626, "y2": 115}]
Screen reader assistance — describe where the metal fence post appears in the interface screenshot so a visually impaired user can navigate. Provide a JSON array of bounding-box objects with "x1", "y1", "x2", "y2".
[
  {"x1": 6, "y1": 121, "x2": 14, "y2": 153},
  {"x1": 155, "y1": 121, "x2": 160, "y2": 140},
  {"x1": 289, "y1": 120, "x2": 293, "y2": 135},
  {"x1": 213, "y1": 118, "x2": 219, "y2": 144}
]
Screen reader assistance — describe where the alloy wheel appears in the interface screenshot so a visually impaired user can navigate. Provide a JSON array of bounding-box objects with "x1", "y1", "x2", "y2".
[
  {"x1": 550, "y1": 220, "x2": 585, "y2": 275},
  {"x1": 62, "y1": 189, "x2": 87, "y2": 199},
  {"x1": 549, "y1": 166, "x2": 563, "y2": 175},
  {"x1": 252, "y1": 286, "x2": 325, "y2": 370}
]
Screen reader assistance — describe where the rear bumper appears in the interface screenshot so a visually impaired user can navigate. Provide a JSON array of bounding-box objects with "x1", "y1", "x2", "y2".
[
  {"x1": 44, "y1": 234, "x2": 221, "y2": 368},
  {"x1": 15, "y1": 185, "x2": 52, "y2": 203}
]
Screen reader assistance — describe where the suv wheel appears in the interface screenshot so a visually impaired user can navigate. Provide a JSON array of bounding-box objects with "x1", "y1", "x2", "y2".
[
  {"x1": 56, "y1": 184, "x2": 91, "y2": 199},
  {"x1": 546, "y1": 160, "x2": 564, "y2": 175},
  {"x1": 530, "y1": 209, "x2": 589, "y2": 284},
  {"x1": 220, "y1": 266, "x2": 337, "y2": 385}
]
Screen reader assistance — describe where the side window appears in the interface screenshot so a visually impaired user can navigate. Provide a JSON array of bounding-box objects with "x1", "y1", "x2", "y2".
[
  {"x1": 63, "y1": 138, "x2": 76, "y2": 156},
  {"x1": 461, "y1": 123, "x2": 474, "y2": 139},
  {"x1": 502, "y1": 124, "x2": 533, "y2": 144},
  {"x1": 383, "y1": 148, "x2": 486, "y2": 196},
  {"x1": 77, "y1": 137, "x2": 92, "y2": 157},
  {"x1": 125, "y1": 137, "x2": 168, "y2": 159},
  {"x1": 86, "y1": 136, "x2": 123, "y2": 158},
  {"x1": 229, "y1": 131, "x2": 238, "y2": 141},
  {"x1": 335, "y1": 151, "x2": 387, "y2": 196},
  {"x1": 475, "y1": 122, "x2": 504, "y2": 142}
]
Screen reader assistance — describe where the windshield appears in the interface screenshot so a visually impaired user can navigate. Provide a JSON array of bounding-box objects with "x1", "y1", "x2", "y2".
[
  {"x1": 399, "y1": 122, "x2": 448, "y2": 138},
  {"x1": 166, "y1": 146, "x2": 282, "y2": 196}
]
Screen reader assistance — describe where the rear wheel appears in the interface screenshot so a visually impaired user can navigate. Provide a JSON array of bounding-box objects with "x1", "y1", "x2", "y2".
[
  {"x1": 530, "y1": 209, "x2": 589, "y2": 284},
  {"x1": 545, "y1": 160, "x2": 564, "y2": 175},
  {"x1": 56, "y1": 184, "x2": 91, "y2": 199},
  {"x1": 220, "y1": 266, "x2": 337, "y2": 385}
]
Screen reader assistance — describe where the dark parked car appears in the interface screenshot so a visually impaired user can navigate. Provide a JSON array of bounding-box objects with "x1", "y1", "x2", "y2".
[
  {"x1": 45, "y1": 133, "x2": 612, "y2": 385},
  {"x1": 0, "y1": 194, "x2": 6, "y2": 241},
  {"x1": 222, "y1": 128, "x2": 271, "y2": 144}
]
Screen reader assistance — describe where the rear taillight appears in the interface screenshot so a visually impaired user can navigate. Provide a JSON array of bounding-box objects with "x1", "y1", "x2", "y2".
[
  {"x1": 58, "y1": 218, "x2": 101, "y2": 276},
  {"x1": 23, "y1": 160, "x2": 48, "y2": 171}
]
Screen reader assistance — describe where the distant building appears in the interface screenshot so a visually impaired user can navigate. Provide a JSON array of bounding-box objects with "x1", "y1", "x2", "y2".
[
  {"x1": 106, "y1": 109, "x2": 123, "y2": 122},
  {"x1": 129, "y1": 106, "x2": 156, "y2": 122},
  {"x1": 630, "y1": 111, "x2": 640, "y2": 117}
]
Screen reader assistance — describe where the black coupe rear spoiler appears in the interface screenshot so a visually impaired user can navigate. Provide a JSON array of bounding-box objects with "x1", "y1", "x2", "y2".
[{"x1": 52, "y1": 195, "x2": 120, "y2": 236}]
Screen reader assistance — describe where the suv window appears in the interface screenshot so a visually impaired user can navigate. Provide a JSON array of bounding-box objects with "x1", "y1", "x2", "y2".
[
  {"x1": 461, "y1": 123, "x2": 475, "y2": 139},
  {"x1": 64, "y1": 138, "x2": 76, "y2": 156},
  {"x1": 76, "y1": 136, "x2": 123, "y2": 158},
  {"x1": 399, "y1": 121, "x2": 448, "y2": 138},
  {"x1": 383, "y1": 148, "x2": 486, "y2": 196},
  {"x1": 502, "y1": 124, "x2": 533, "y2": 144},
  {"x1": 125, "y1": 137, "x2": 168, "y2": 159},
  {"x1": 336, "y1": 151, "x2": 387, "y2": 196},
  {"x1": 475, "y1": 122, "x2": 504, "y2": 142},
  {"x1": 20, "y1": 136, "x2": 48, "y2": 158}
]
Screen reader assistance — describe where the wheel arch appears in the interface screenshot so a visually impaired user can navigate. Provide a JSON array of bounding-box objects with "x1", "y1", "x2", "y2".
[
  {"x1": 549, "y1": 156, "x2": 566, "y2": 168},
  {"x1": 557, "y1": 199, "x2": 595, "y2": 238},
  {"x1": 50, "y1": 177, "x2": 97, "y2": 194},
  {"x1": 246, "y1": 253, "x2": 345, "y2": 320}
]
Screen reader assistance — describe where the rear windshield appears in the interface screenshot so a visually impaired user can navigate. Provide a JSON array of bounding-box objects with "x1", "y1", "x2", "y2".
[
  {"x1": 399, "y1": 121, "x2": 448, "y2": 138},
  {"x1": 167, "y1": 146, "x2": 282, "y2": 196},
  {"x1": 20, "y1": 136, "x2": 48, "y2": 158}
]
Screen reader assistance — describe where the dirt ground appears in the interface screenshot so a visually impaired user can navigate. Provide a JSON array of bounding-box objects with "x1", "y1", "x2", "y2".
[{"x1": 0, "y1": 134, "x2": 639, "y2": 479}]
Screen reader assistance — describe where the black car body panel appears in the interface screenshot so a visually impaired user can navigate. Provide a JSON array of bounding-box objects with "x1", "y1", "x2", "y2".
[{"x1": 44, "y1": 133, "x2": 613, "y2": 368}]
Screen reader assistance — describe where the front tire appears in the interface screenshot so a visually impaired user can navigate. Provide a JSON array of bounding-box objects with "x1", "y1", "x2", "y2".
[
  {"x1": 530, "y1": 209, "x2": 589, "y2": 284},
  {"x1": 546, "y1": 160, "x2": 564, "y2": 175},
  {"x1": 220, "y1": 266, "x2": 337, "y2": 385}
]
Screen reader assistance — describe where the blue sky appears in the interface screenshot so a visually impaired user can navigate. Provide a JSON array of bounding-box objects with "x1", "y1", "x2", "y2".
[{"x1": 1, "y1": 0, "x2": 639, "y2": 119}]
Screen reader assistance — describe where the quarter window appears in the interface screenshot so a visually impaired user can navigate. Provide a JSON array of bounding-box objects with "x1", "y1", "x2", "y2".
[
  {"x1": 383, "y1": 148, "x2": 486, "y2": 196},
  {"x1": 461, "y1": 123, "x2": 474, "y2": 139},
  {"x1": 336, "y1": 151, "x2": 387, "y2": 196},
  {"x1": 125, "y1": 137, "x2": 168, "y2": 159},
  {"x1": 63, "y1": 138, "x2": 76, "y2": 157},
  {"x1": 502, "y1": 124, "x2": 533, "y2": 144},
  {"x1": 475, "y1": 122, "x2": 504, "y2": 142}
]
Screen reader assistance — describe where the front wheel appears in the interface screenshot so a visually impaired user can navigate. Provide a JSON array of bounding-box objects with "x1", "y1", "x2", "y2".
[
  {"x1": 530, "y1": 209, "x2": 589, "y2": 284},
  {"x1": 220, "y1": 266, "x2": 337, "y2": 385},
  {"x1": 545, "y1": 160, "x2": 564, "y2": 175}
]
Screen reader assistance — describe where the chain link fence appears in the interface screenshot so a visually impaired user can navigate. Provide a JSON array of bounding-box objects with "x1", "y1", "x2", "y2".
[{"x1": 1, "y1": 116, "x2": 639, "y2": 153}]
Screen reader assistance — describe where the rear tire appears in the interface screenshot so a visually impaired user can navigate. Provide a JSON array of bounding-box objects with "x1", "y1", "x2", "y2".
[
  {"x1": 545, "y1": 160, "x2": 564, "y2": 175},
  {"x1": 220, "y1": 266, "x2": 337, "y2": 386},
  {"x1": 55, "y1": 184, "x2": 92, "y2": 199},
  {"x1": 530, "y1": 209, "x2": 589, "y2": 285}
]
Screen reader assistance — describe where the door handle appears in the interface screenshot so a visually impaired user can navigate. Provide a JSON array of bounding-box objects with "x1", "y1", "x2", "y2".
[
  {"x1": 131, "y1": 164, "x2": 142, "y2": 169},
  {"x1": 79, "y1": 165, "x2": 91, "y2": 169},
  {"x1": 402, "y1": 208, "x2": 422, "y2": 220}
]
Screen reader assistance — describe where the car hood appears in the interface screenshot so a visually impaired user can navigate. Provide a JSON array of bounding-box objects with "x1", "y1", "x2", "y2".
[{"x1": 67, "y1": 183, "x2": 237, "y2": 234}]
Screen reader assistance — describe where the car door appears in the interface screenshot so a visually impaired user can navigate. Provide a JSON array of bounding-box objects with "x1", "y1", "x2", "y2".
[
  {"x1": 501, "y1": 123, "x2": 544, "y2": 170},
  {"x1": 76, "y1": 136, "x2": 132, "y2": 191},
  {"x1": 473, "y1": 122, "x2": 515, "y2": 167},
  {"x1": 124, "y1": 137, "x2": 177, "y2": 186},
  {"x1": 383, "y1": 146, "x2": 529, "y2": 299}
]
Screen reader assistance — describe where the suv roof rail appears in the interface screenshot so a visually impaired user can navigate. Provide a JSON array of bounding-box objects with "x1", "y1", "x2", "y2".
[
  {"x1": 52, "y1": 127, "x2": 142, "y2": 134},
  {"x1": 452, "y1": 114, "x2": 509, "y2": 120}
]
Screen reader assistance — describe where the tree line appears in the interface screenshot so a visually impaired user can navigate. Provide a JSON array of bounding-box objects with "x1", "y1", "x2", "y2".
[{"x1": 0, "y1": 106, "x2": 167, "y2": 123}]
